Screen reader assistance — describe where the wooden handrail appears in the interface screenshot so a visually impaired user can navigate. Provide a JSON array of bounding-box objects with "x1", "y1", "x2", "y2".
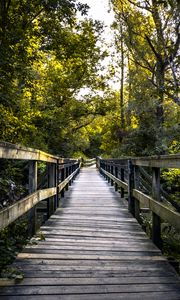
[
  {"x1": 98, "y1": 154, "x2": 180, "y2": 168},
  {"x1": 83, "y1": 158, "x2": 96, "y2": 167},
  {"x1": 0, "y1": 142, "x2": 58, "y2": 163},
  {"x1": 97, "y1": 154, "x2": 180, "y2": 249},
  {"x1": 0, "y1": 143, "x2": 81, "y2": 232}
]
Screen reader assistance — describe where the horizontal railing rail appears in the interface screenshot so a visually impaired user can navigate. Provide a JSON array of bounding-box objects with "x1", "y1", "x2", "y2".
[
  {"x1": 97, "y1": 154, "x2": 180, "y2": 249},
  {"x1": 0, "y1": 143, "x2": 81, "y2": 232},
  {"x1": 83, "y1": 158, "x2": 96, "y2": 167}
]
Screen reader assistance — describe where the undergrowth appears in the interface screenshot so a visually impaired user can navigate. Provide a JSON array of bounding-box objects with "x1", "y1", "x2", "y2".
[
  {"x1": 0, "y1": 216, "x2": 29, "y2": 279},
  {"x1": 141, "y1": 213, "x2": 180, "y2": 273}
]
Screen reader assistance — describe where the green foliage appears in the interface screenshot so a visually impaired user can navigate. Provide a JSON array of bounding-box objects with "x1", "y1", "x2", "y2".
[
  {"x1": 162, "y1": 227, "x2": 180, "y2": 268},
  {"x1": 161, "y1": 169, "x2": 180, "y2": 205},
  {"x1": 162, "y1": 169, "x2": 180, "y2": 190},
  {"x1": 0, "y1": 217, "x2": 29, "y2": 276},
  {"x1": 0, "y1": 0, "x2": 108, "y2": 154},
  {"x1": 108, "y1": 0, "x2": 180, "y2": 157},
  {"x1": 0, "y1": 0, "x2": 179, "y2": 157},
  {"x1": 1, "y1": 267, "x2": 24, "y2": 280},
  {"x1": 0, "y1": 160, "x2": 28, "y2": 208}
]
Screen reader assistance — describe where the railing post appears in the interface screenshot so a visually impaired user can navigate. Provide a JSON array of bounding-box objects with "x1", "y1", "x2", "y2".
[
  {"x1": 120, "y1": 167, "x2": 125, "y2": 198},
  {"x1": 57, "y1": 160, "x2": 60, "y2": 208},
  {"x1": 99, "y1": 158, "x2": 101, "y2": 171},
  {"x1": 47, "y1": 163, "x2": 56, "y2": 218},
  {"x1": 128, "y1": 159, "x2": 135, "y2": 216},
  {"x1": 69, "y1": 165, "x2": 72, "y2": 186},
  {"x1": 110, "y1": 165, "x2": 114, "y2": 186},
  {"x1": 102, "y1": 162, "x2": 105, "y2": 178},
  {"x1": 71, "y1": 164, "x2": 74, "y2": 183},
  {"x1": 55, "y1": 161, "x2": 58, "y2": 209},
  {"x1": 108, "y1": 164, "x2": 110, "y2": 183},
  {"x1": 104, "y1": 163, "x2": 106, "y2": 178},
  {"x1": 134, "y1": 165, "x2": 141, "y2": 223},
  {"x1": 96, "y1": 157, "x2": 100, "y2": 169},
  {"x1": 66, "y1": 165, "x2": 69, "y2": 191},
  {"x1": 78, "y1": 161, "x2": 80, "y2": 175},
  {"x1": 61, "y1": 166, "x2": 65, "y2": 197},
  {"x1": 28, "y1": 160, "x2": 37, "y2": 236},
  {"x1": 152, "y1": 167, "x2": 162, "y2": 248},
  {"x1": 115, "y1": 166, "x2": 118, "y2": 191}
]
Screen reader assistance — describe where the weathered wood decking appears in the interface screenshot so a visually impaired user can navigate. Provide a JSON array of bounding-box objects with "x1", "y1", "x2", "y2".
[{"x1": 1, "y1": 166, "x2": 180, "y2": 299}]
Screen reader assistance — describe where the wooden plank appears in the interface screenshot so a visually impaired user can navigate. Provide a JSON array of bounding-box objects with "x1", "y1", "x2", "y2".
[
  {"x1": 1, "y1": 283, "x2": 180, "y2": 295},
  {"x1": 8, "y1": 269, "x2": 177, "y2": 278},
  {"x1": 1, "y1": 291, "x2": 180, "y2": 300},
  {"x1": 21, "y1": 247, "x2": 160, "y2": 254},
  {"x1": 24, "y1": 243, "x2": 160, "y2": 252},
  {"x1": 1, "y1": 276, "x2": 180, "y2": 286},
  {"x1": 40, "y1": 225, "x2": 144, "y2": 233},
  {"x1": 17, "y1": 252, "x2": 166, "y2": 261}
]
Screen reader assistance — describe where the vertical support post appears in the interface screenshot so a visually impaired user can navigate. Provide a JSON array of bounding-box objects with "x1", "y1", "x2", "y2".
[
  {"x1": 69, "y1": 165, "x2": 72, "y2": 186},
  {"x1": 57, "y1": 160, "x2": 60, "y2": 208},
  {"x1": 71, "y1": 164, "x2": 73, "y2": 180},
  {"x1": 105, "y1": 163, "x2": 108, "y2": 180},
  {"x1": 120, "y1": 167, "x2": 125, "y2": 198},
  {"x1": 104, "y1": 163, "x2": 106, "y2": 179},
  {"x1": 115, "y1": 166, "x2": 118, "y2": 191},
  {"x1": 102, "y1": 162, "x2": 105, "y2": 178},
  {"x1": 108, "y1": 165, "x2": 110, "y2": 183},
  {"x1": 28, "y1": 161, "x2": 37, "y2": 236},
  {"x1": 128, "y1": 159, "x2": 135, "y2": 216},
  {"x1": 61, "y1": 167, "x2": 65, "y2": 197},
  {"x1": 47, "y1": 163, "x2": 56, "y2": 218},
  {"x1": 99, "y1": 160, "x2": 102, "y2": 175},
  {"x1": 152, "y1": 167, "x2": 162, "y2": 248},
  {"x1": 71, "y1": 164, "x2": 74, "y2": 183},
  {"x1": 134, "y1": 166, "x2": 141, "y2": 223},
  {"x1": 54, "y1": 161, "x2": 58, "y2": 209},
  {"x1": 101, "y1": 162, "x2": 104, "y2": 177},
  {"x1": 75, "y1": 163, "x2": 77, "y2": 177},
  {"x1": 110, "y1": 165, "x2": 114, "y2": 186},
  {"x1": 96, "y1": 157, "x2": 99, "y2": 169},
  {"x1": 77, "y1": 161, "x2": 80, "y2": 175},
  {"x1": 66, "y1": 165, "x2": 69, "y2": 191}
]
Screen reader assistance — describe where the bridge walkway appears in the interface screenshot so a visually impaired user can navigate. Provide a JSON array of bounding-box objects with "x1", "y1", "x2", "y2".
[{"x1": 1, "y1": 166, "x2": 180, "y2": 299}]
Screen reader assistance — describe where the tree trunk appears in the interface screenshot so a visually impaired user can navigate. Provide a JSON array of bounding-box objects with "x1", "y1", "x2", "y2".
[
  {"x1": 127, "y1": 52, "x2": 132, "y2": 128},
  {"x1": 120, "y1": 24, "x2": 125, "y2": 130},
  {"x1": 151, "y1": 0, "x2": 165, "y2": 152}
]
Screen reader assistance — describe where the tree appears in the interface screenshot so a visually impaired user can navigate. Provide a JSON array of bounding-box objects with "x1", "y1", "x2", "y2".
[
  {"x1": 0, "y1": 0, "x2": 110, "y2": 155},
  {"x1": 110, "y1": 0, "x2": 180, "y2": 154}
]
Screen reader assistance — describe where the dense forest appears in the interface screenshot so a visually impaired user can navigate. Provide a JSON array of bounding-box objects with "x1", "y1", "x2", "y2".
[{"x1": 0, "y1": 0, "x2": 179, "y2": 158}]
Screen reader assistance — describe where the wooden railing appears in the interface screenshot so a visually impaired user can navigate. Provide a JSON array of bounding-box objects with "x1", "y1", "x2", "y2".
[
  {"x1": 97, "y1": 155, "x2": 180, "y2": 248},
  {"x1": 0, "y1": 143, "x2": 81, "y2": 233},
  {"x1": 83, "y1": 158, "x2": 96, "y2": 167}
]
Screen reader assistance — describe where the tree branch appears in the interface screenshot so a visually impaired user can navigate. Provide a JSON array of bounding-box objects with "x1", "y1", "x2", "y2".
[
  {"x1": 164, "y1": 89, "x2": 180, "y2": 106},
  {"x1": 71, "y1": 116, "x2": 95, "y2": 133},
  {"x1": 129, "y1": 50, "x2": 153, "y2": 72},
  {"x1": 127, "y1": 0, "x2": 152, "y2": 12},
  {"x1": 145, "y1": 34, "x2": 161, "y2": 60}
]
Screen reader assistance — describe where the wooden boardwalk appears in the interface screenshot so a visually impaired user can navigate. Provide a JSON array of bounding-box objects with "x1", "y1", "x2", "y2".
[{"x1": 1, "y1": 166, "x2": 180, "y2": 299}]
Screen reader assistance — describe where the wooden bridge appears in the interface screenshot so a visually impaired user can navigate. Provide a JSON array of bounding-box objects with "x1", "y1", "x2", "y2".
[{"x1": 0, "y1": 143, "x2": 180, "y2": 299}]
